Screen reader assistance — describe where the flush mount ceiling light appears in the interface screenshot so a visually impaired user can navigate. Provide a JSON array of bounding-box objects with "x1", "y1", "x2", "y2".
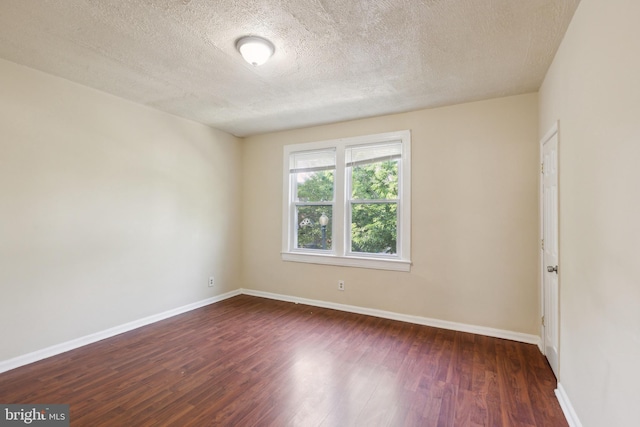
[{"x1": 236, "y1": 35, "x2": 275, "y2": 66}]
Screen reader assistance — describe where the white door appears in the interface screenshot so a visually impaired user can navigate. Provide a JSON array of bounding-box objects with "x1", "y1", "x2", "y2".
[{"x1": 542, "y1": 127, "x2": 559, "y2": 378}]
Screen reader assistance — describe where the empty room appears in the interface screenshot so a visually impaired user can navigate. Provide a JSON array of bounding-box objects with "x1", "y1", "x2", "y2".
[{"x1": 1, "y1": 0, "x2": 638, "y2": 426}]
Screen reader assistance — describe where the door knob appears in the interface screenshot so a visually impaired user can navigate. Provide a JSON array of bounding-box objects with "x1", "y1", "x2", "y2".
[{"x1": 547, "y1": 265, "x2": 558, "y2": 273}]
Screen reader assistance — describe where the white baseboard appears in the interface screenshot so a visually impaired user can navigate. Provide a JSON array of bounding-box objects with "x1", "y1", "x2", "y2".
[
  {"x1": 0, "y1": 290, "x2": 241, "y2": 374},
  {"x1": 3, "y1": 287, "x2": 576, "y2": 425},
  {"x1": 240, "y1": 288, "x2": 541, "y2": 346},
  {"x1": 2, "y1": 288, "x2": 542, "y2": 375},
  {"x1": 556, "y1": 383, "x2": 583, "y2": 427}
]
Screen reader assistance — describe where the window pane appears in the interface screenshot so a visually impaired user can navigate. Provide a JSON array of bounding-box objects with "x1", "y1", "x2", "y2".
[
  {"x1": 296, "y1": 206, "x2": 332, "y2": 250},
  {"x1": 351, "y1": 160, "x2": 398, "y2": 200},
  {"x1": 351, "y1": 203, "x2": 397, "y2": 254},
  {"x1": 295, "y1": 170, "x2": 334, "y2": 202}
]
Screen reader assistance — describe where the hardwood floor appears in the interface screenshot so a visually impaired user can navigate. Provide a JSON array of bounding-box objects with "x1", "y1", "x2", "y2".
[{"x1": 0, "y1": 295, "x2": 567, "y2": 426}]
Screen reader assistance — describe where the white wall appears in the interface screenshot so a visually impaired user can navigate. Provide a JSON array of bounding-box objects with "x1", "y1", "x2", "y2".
[
  {"x1": 539, "y1": 0, "x2": 640, "y2": 425},
  {"x1": 0, "y1": 58, "x2": 243, "y2": 361},
  {"x1": 242, "y1": 94, "x2": 540, "y2": 336}
]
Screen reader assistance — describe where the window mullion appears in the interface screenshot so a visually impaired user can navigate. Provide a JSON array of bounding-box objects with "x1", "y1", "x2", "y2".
[
  {"x1": 396, "y1": 157, "x2": 407, "y2": 258},
  {"x1": 399, "y1": 138, "x2": 410, "y2": 259},
  {"x1": 288, "y1": 172, "x2": 297, "y2": 251},
  {"x1": 344, "y1": 160, "x2": 355, "y2": 256},
  {"x1": 334, "y1": 145, "x2": 346, "y2": 257}
]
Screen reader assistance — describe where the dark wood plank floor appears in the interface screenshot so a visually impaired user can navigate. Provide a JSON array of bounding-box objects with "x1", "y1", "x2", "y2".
[{"x1": 0, "y1": 295, "x2": 567, "y2": 426}]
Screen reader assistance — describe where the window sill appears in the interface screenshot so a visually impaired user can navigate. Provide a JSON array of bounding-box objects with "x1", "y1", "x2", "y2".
[{"x1": 281, "y1": 252, "x2": 411, "y2": 272}]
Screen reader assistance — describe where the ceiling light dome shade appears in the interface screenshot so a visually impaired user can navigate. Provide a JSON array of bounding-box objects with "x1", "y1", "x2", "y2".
[{"x1": 236, "y1": 36, "x2": 275, "y2": 66}]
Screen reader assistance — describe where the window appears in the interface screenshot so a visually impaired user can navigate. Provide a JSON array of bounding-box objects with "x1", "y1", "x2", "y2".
[{"x1": 282, "y1": 130, "x2": 411, "y2": 271}]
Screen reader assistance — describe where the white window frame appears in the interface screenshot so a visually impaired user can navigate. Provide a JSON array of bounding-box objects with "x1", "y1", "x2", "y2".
[{"x1": 282, "y1": 130, "x2": 411, "y2": 272}]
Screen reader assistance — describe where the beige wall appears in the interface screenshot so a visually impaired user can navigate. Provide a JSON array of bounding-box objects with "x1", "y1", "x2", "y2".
[
  {"x1": 2, "y1": 1, "x2": 637, "y2": 421},
  {"x1": 0, "y1": 58, "x2": 243, "y2": 361},
  {"x1": 539, "y1": 0, "x2": 640, "y2": 425},
  {"x1": 242, "y1": 93, "x2": 540, "y2": 335}
]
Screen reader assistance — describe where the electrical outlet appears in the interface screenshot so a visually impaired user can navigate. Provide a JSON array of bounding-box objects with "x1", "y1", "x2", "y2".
[
  {"x1": 208, "y1": 277, "x2": 215, "y2": 287},
  {"x1": 338, "y1": 280, "x2": 345, "y2": 291}
]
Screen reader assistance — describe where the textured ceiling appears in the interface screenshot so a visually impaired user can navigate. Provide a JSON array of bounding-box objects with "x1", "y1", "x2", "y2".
[{"x1": 0, "y1": 0, "x2": 579, "y2": 137}]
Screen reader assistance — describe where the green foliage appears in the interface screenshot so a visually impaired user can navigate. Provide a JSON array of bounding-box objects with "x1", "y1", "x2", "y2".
[
  {"x1": 352, "y1": 160, "x2": 398, "y2": 200},
  {"x1": 294, "y1": 161, "x2": 398, "y2": 254},
  {"x1": 351, "y1": 203, "x2": 397, "y2": 254},
  {"x1": 351, "y1": 160, "x2": 398, "y2": 254},
  {"x1": 296, "y1": 170, "x2": 334, "y2": 202},
  {"x1": 295, "y1": 170, "x2": 334, "y2": 249},
  {"x1": 296, "y1": 206, "x2": 332, "y2": 250}
]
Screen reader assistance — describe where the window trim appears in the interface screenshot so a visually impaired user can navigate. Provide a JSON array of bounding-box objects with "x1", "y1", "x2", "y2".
[{"x1": 282, "y1": 130, "x2": 411, "y2": 272}]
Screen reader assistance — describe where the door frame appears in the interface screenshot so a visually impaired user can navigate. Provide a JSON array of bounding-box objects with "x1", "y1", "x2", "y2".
[{"x1": 539, "y1": 121, "x2": 559, "y2": 367}]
